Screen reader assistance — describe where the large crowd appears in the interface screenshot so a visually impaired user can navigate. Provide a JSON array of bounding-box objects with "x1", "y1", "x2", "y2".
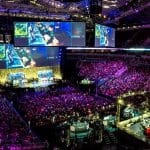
[
  {"x1": 77, "y1": 56, "x2": 150, "y2": 98},
  {"x1": 78, "y1": 58, "x2": 126, "y2": 80},
  {"x1": 14, "y1": 87, "x2": 115, "y2": 127},
  {"x1": 5, "y1": 86, "x2": 116, "y2": 149},
  {"x1": 0, "y1": 54, "x2": 149, "y2": 149},
  {"x1": 0, "y1": 95, "x2": 47, "y2": 149},
  {"x1": 99, "y1": 66, "x2": 150, "y2": 97}
]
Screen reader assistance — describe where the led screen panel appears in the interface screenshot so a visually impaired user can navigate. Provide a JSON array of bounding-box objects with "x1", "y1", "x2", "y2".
[
  {"x1": 0, "y1": 44, "x2": 6, "y2": 69},
  {"x1": 95, "y1": 24, "x2": 115, "y2": 47},
  {"x1": 14, "y1": 22, "x2": 85, "y2": 47},
  {"x1": 0, "y1": 44, "x2": 61, "y2": 69}
]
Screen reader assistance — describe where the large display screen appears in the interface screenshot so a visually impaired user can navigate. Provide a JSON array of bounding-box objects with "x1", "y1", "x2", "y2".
[
  {"x1": 0, "y1": 44, "x2": 6, "y2": 69},
  {"x1": 0, "y1": 44, "x2": 61, "y2": 69},
  {"x1": 95, "y1": 24, "x2": 115, "y2": 47},
  {"x1": 14, "y1": 22, "x2": 85, "y2": 47}
]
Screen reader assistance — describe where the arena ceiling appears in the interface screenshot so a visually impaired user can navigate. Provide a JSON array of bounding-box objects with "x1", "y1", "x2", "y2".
[{"x1": 0, "y1": 0, "x2": 149, "y2": 27}]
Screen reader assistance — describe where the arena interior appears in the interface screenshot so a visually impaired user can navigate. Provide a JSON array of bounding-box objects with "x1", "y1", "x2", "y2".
[{"x1": 0, "y1": 0, "x2": 150, "y2": 150}]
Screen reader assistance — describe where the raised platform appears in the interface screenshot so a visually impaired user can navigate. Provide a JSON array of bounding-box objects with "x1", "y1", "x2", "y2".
[
  {"x1": 6, "y1": 80, "x2": 56, "y2": 89},
  {"x1": 19, "y1": 81, "x2": 56, "y2": 88}
]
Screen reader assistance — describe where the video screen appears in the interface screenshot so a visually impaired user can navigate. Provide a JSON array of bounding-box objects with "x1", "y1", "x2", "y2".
[
  {"x1": 0, "y1": 44, "x2": 6, "y2": 69},
  {"x1": 0, "y1": 44, "x2": 5, "y2": 60},
  {"x1": 0, "y1": 44, "x2": 61, "y2": 69},
  {"x1": 14, "y1": 22, "x2": 85, "y2": 47},
  {"x1": 95, "y1": 24, "x2": 115, "y2": 47}
]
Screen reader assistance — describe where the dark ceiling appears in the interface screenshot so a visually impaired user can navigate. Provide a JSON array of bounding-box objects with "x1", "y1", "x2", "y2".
[
  {"x1": 0, "y1": 0, "x2": 149, "y2": 27},
  {"x1": 119, "y1": 7, "x2": 150, "y2": 26}
]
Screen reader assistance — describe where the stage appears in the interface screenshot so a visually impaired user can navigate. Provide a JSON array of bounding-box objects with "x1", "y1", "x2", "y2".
[
  {"x1": 19, "y1": 81, "x2": 56, "y2": 88},
  {"x1": 6, "y1": 79, "x2": 56, "y2": 90}
]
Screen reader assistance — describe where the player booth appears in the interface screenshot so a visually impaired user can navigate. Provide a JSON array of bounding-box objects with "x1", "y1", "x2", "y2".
[
  {"x1": 38, "y1": 70, "x2": 54, "y2": 83},
  {"x1": 7, "y1": 72, "x2": 27, "y2": 86}
]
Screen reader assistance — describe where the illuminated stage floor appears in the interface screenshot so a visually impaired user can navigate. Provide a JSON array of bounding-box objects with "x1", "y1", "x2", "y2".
[{"x1": 18, "y1": 81, "x2": 56, "y2": 88}]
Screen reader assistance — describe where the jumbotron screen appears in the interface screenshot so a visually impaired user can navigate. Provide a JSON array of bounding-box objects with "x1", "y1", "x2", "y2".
[
  {"x1": 95, "y1": 24, "x2": 115, "y2": 47},
  {"x1": 0, "y1": 44, "x2": 61, "y2": 69},
  {"x1": 14, "y1": 22, "x2": 85, "y2": 46},
  {"x1": 0, "y1": 44, "x2": 6, "y2": 69}
]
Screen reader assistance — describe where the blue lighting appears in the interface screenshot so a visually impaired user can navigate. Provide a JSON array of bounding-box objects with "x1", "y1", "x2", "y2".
[{"x1": 124, "y1": 48, "x2": 150, "y2": 51}]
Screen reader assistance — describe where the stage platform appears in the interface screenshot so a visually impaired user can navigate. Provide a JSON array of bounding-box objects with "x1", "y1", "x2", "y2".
[
  {"x1": 7, "y1": 80, "x2": 56, "y2": 89},
  {"x1": 20, "y1": 81, "x2": 56, "y2": 88}
]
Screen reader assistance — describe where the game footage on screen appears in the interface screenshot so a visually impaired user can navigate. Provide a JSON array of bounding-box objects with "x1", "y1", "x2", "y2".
[
  {"x1": 0, "y1": 44, "x2": 6, "y2": 68},
  {"x1": 0, "y1": 44, "x2": 60, "y2": 69},
  {"x1": 14, "y1": 22, "x2": 85, "y2": 46},
  {"x1": 95, "y1": 24, "x2": 115, "y2": 47},
  {"x1": 0, "y1": 44, "x2": 5, "y2": 60}
]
